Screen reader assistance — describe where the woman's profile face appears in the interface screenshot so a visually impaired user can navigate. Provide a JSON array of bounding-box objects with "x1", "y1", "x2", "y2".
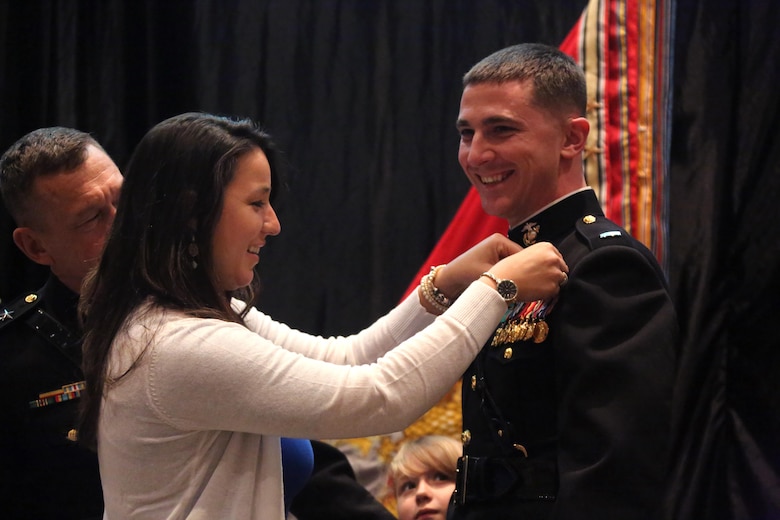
[{"x1": 211, "y1": 148, "x2": 281, "y2": 292}]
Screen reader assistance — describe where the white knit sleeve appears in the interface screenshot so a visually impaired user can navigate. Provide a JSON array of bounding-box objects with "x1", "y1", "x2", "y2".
[
  {"x1": 236, "y1": 289, "x2": 435, "y2": 365},
  {"x1": 147, "y1": 281, "x2": 505, "y2": 439}
]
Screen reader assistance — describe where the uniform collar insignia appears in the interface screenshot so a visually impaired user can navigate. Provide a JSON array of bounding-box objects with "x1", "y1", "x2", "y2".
[
  {"x1": 0, "y1": 309, "x2": 13, "y2": 321},
  {"x1": 521, "y1": 222, "x2": 540, "y2": 247},
  {"x1": 510, "y1": 190, "x2": 604, "y2": 247}
]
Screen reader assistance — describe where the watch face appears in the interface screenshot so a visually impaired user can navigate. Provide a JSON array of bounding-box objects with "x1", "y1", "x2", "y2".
[{"x1": 496, "y1": 279, "x2": 518, "y2": 302}]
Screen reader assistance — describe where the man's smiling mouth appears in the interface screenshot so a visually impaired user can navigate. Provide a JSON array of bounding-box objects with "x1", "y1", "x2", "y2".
[{"x1": 479, "y1": 171, "x2": 512, "y2": 185}]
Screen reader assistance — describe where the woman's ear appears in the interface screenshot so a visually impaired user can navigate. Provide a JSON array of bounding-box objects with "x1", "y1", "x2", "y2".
[
  {"x1": 12, "y1": 227, "x2": 54, "y2": 266},
  {"x1": 561, "y1": 117, "x2": 589, "y2": 159}
]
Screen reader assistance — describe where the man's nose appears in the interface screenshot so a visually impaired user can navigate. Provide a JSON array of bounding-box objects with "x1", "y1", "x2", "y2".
[{"x1": 465, "y1": 133, "x2": 495, "y2": 165}]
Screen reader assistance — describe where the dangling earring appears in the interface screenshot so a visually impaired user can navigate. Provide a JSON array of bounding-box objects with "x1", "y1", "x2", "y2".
[{"x1": 188, "y1": 234, "x2": 199, "y2": 269}]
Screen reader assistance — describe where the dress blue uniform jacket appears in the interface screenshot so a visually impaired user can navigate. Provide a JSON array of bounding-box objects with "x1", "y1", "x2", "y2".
[
  {"x1": 450, "y1": 189, "x2": 678, "y2": 519},
  {"x1": 0, "y1": 275, "x2": 103, "y2": 520}
]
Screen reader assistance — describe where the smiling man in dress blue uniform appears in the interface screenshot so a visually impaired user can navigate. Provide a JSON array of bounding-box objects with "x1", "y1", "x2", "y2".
[{"x1": 449, "y1": 43, "x2": 678, "y2": 519}]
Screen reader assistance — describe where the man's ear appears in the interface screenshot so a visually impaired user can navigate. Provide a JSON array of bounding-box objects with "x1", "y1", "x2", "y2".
[
  {"x1": 561, "y1": 116, "x2": 589, "y2": 159},
  {"x1": 12, "y1": 227, "x2": 54, "y2": 266}
]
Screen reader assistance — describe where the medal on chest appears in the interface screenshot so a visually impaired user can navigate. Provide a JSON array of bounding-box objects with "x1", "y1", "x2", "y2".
[{"x1": 490, "y1": 297, "x2": 556, "y2": 348}]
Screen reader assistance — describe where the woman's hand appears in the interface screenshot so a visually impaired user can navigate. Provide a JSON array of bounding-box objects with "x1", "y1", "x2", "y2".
[
  {"x1": 484, "y1": 242, "x2": 568, "y2": 302},
  {"x1": 433, "y1": 234, "x2": 524, "y2": 299}
]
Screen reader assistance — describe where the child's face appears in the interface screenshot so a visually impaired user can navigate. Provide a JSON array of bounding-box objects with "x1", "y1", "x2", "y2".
[{"x1": 394, "y1": 469, "x2": 455, "y2": 520}]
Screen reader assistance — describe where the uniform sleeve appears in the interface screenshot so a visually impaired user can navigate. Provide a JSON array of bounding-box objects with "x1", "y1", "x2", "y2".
[
  {"x1": 553, "y1": 245, "x2": 677, "y2": 518},
  {"x1": 144, "y1": 281, "x2": 505, "y2": 439},
  {"x1": 238, "y1": 289, "x2": 435, "y2": 366}
]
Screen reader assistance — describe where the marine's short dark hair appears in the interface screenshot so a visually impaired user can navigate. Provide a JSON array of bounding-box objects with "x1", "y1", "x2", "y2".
[{"x1": 463, "y1": 43, "x2": 587, "y2": 117}]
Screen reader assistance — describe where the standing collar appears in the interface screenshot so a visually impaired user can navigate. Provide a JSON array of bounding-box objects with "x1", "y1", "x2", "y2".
[{"x1": 508, "y1": 189, "x2": 604, "y2": 246}]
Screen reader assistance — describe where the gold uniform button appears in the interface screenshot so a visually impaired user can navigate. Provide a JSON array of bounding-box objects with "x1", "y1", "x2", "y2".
[
  {"x1": 583, "y1": 215, "x2": 596, "y2": 224},
  {"x1": 461, "y1": 430, "x2": 471, "y2": 446},
  {"x1": 514, "y1": 443, "x2": 528, "y2": 457},
  {"x1": 470, "y1": 375, "x2": 477, "y2": 391},
  {"x1": 504, "y1": 347, "x2": 513, "y2": 359},
  {"x1": 25, "y1": 293, "x2": 38, "y2": 303},
  {"x1": 67, "y1": 429, "x2": 78, "y2": 442}
]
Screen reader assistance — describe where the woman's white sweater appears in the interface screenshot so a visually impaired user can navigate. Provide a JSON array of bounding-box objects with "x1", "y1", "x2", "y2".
[{"x1": 99, "y1": 281, "x2": 505, "y2": 519}]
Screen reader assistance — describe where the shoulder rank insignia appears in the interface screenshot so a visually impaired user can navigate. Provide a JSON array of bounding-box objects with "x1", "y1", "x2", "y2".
[
  {"x1": 576, "y1": 214, "x2": 632, "y2": 249},
  {"x1": 0, "y1": 292, "x2": 41, "y2": 331}
]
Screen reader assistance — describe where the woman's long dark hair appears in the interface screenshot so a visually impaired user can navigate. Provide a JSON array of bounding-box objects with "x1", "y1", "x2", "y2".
[{"x1": 78, "y1": 112, "x2": 285, "y2": 450}]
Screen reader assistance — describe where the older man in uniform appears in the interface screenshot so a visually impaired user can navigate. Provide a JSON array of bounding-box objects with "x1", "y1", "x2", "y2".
[
  {"x1": 449, "y1": 43, "x2": 678, "y2": 519},
  {"x1": 0, "y1": 127, "x2": 122, "y2": 519}
]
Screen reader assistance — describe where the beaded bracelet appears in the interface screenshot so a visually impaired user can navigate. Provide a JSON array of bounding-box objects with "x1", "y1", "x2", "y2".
[{"x1": 420, "y1": 265, "x2": 451, "y2": 313}]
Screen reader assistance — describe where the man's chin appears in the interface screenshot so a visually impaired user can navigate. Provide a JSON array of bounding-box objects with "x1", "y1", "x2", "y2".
[{"x1": 479, "y1": 198, "x2": 513, "y2": 222}]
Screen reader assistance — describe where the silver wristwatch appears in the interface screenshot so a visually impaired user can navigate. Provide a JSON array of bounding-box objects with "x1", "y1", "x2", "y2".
[{"x1": 480, "y1": 272, "x2": 518, "y2": 303}]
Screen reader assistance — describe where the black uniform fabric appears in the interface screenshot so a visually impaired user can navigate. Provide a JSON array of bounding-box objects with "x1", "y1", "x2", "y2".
[
  {"x1": 0, "y1": 275, "x2": 103, "y2": 519},
  {"x1": 290, "y1": 440, "x2": 395, "y2": 520},
  {"x1": 449, "y1": 190, "x2": 678, "y2": 519}
]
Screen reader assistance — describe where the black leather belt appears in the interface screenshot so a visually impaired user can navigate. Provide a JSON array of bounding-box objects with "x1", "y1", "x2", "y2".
[{"x1": 454, "y1": 455, "x2": 557, "y2": 505}]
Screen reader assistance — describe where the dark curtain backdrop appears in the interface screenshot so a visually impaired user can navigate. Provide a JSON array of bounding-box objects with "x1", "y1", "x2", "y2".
[
  {"x1": 666, "y1": 0, "x2": 780, "y2": 518},
  {"x1": 0, "y1": 0, "x2": 585, "y2": 334},
  {"x1": 2, "y1": 1, "x2": 779, "y2": 518}
]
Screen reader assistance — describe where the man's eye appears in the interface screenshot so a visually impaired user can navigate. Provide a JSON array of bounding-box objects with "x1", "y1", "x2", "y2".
[
  {"x1": 78, "y1": 212, "x2": 101, "y2": 227},
  {"x1": 251, "y1": 201, "x2": 266, "y2": 208}
]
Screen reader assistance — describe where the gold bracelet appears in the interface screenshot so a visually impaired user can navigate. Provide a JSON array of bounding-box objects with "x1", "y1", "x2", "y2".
[
  {"x1": 427, "y1": 265, "x2": 452, "y2": 307},
  {"x1": 420, "y1": 265, "x2": 451, "y2": 313}
]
